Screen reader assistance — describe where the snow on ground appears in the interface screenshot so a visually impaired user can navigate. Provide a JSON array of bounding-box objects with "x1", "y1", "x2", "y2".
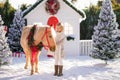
[{"x1": 0, "y1": 54, "x2": 120, "y2": 80}]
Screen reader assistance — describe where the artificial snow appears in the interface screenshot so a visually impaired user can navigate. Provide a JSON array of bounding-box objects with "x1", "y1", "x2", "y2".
[{"x1": 0, "y1": 54, "x2": 120, "y2": 80}]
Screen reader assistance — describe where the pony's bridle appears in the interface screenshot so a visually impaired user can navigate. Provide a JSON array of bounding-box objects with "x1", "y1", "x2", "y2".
[{"x1": 40, "y1": 27, "x2": 51, "y2": 50}]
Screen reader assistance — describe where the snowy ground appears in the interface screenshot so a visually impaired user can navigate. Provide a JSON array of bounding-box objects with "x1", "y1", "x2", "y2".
[{"x1": 0, "y1": 54, "x2": 120, "y2": 80}]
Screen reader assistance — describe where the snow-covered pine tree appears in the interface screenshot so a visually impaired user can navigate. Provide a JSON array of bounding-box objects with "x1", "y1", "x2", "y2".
[
  {"x1": 90, "y1": 0, "x2": 119, "y2": 64},
  {"x1": 7, "y1": 9, "x2": 25, "y2": 53},
  {"x1": 0, "y1": 15, "x2": 12, "y2": 66},
  {"x1": 0, "y1": 15, "x2": 4, "y2": 26}
]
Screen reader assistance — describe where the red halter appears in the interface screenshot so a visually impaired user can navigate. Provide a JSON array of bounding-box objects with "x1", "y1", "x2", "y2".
[
  {"x1": 30, "y1": 27, "x2": 51, "y2": 64},
  {"x1": 41, "y1": 27, "x2": 50, "y2": 50}
]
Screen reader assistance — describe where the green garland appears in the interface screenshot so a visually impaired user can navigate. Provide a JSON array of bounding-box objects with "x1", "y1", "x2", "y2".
[
  {"x1": 27, "y1": 25, "x2": 43, "y2": 51},
  {"x1": 28, "y1": 25, "x2": 36, "y2": 46},
  {"x1": 45, "y1": 0, "x2": 60, "y2": 15},
  {"x1": 67, "y1": 36, "x2": 75, "y2": 41}
]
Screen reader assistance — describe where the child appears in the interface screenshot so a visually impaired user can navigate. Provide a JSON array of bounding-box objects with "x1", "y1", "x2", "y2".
[{"x1": 54, "y1": 23, "x2": 66, "y2": 76}]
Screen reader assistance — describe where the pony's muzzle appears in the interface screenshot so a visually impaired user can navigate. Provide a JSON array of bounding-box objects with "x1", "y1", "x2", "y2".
[{"x1": 50, "y1": 46, "x2": 56, "y2": 52}]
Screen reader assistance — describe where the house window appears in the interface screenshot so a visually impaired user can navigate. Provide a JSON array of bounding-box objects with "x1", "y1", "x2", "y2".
[{"x1": 64, "y1": 22, "x2": 73, "y2": 35}]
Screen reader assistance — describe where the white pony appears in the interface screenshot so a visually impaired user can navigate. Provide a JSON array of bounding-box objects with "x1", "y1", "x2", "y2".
[{"x1": 20, "y1": 24, "x2": 56, "y2": 75}]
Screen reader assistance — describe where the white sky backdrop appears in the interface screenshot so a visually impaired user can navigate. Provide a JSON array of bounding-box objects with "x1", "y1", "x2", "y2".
[{"x1": 1, "y1": 0, "x2": 99, "y2": 9}]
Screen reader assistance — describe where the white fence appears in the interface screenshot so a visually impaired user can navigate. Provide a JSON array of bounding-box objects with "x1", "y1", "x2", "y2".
[{"x1": 79, "y1": 40, "x2": 93, "y2": 56}]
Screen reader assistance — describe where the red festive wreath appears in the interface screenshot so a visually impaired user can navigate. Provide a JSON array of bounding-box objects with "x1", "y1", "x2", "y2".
[{"x1": 45, "y1": 0, "x2": 60, "y2": 15}]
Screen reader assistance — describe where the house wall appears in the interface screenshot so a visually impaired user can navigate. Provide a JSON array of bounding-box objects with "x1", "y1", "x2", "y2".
[{"x1": 24, "y1": 0, "x2": 83, "y2": 56}]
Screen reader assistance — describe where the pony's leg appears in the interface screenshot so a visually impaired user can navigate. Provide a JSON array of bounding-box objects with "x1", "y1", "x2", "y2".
[
  {"x1": 23, "y1": 50, "x2": 30, "y2": 69},
  {"x1": 30, "y1": 63, "x2": 35, "y2": 75},
  {"x1": 30, "y1": 53, "x2": 35, "y2": 75},
  {"x1": 24, "y1": 53, "x2": 30, "y2": 69},
  {"x1": 35, "y1": 51, "x2": 40, "y2": 73},
  {"x1": 24, "y1": 50, "x2": 30, "y2": 69}
]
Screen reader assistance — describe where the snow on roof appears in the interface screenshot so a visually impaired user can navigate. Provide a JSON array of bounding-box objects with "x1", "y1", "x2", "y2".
[{"x1": 23, "y1": 0, "x2": 85, "y2": 19}]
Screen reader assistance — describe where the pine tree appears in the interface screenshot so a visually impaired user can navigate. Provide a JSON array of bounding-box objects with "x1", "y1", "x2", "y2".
[
  {"x1": 7, "y1": 9, "x2": 25, "y2": 53},
  {"x1": 0, "y1": 15, "x2": 12, "y2": 66},
  {"x1": 90, "y1": 0, "x2": 119, "y2": 64}
]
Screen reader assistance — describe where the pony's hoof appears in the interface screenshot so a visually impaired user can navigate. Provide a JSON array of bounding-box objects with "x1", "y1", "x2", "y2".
[
  {"x1": 35, "y1": 71, "x2": 39, "y2": 73},
  {"x1": 24, "y1": 66, "x2": 28, "y2": 69},
  {"x1": 30, "y1": 70, "x2": 34, "y2": 75},
  {"x1": 35, "y1": 69, "x2": 39, "y2": 73},
  {"x1": 30, "y1": 72, "x2": 34, "y2": 75}
]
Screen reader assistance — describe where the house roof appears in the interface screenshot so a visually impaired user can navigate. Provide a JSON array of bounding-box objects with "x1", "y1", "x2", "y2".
[{"x1": 23, "y1": 0, "x2": 86, "y2": 19}]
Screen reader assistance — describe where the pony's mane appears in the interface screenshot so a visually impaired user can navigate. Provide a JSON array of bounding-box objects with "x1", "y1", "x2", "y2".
[
  {"x1": 33, "y1": 23, "x2": 50, "y2": 28},
  {"x1": 34, "y1": 23, "x2": 56, "y2": 38},
  {"x1": 25, "y1": 24, "x2": 56, "y2": 38}
]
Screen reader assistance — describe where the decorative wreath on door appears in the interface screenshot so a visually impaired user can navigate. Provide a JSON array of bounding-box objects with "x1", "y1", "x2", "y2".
[{"x1": 45, "y1": 0, "x2": 60, "y2": 15}]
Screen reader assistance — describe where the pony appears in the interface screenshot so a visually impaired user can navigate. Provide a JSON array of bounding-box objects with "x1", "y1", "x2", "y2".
[{"x1": 20, "y1": 25, "x2": 56, "y2": 75}]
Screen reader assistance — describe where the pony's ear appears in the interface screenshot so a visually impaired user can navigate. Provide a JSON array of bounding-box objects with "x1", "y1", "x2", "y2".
[{"x1": 47, "y1": 27, "x2": 51, "y2": 32}]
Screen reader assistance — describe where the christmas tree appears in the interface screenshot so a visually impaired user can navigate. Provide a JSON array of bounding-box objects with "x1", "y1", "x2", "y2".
[
  {"x1": 7, "y1": 9, "x2": 25, "y2": 53},
  {"x1": 0, "y1": 15, "x2": 12, "y2": 66},
  {"x1": 90, "y1": 0, "x2": 119, "y2": 64}
]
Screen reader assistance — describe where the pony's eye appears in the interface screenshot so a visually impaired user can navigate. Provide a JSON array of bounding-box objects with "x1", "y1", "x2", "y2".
[{"x1": 49, "y1": 35, "x2": 52, "y2": 38}]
